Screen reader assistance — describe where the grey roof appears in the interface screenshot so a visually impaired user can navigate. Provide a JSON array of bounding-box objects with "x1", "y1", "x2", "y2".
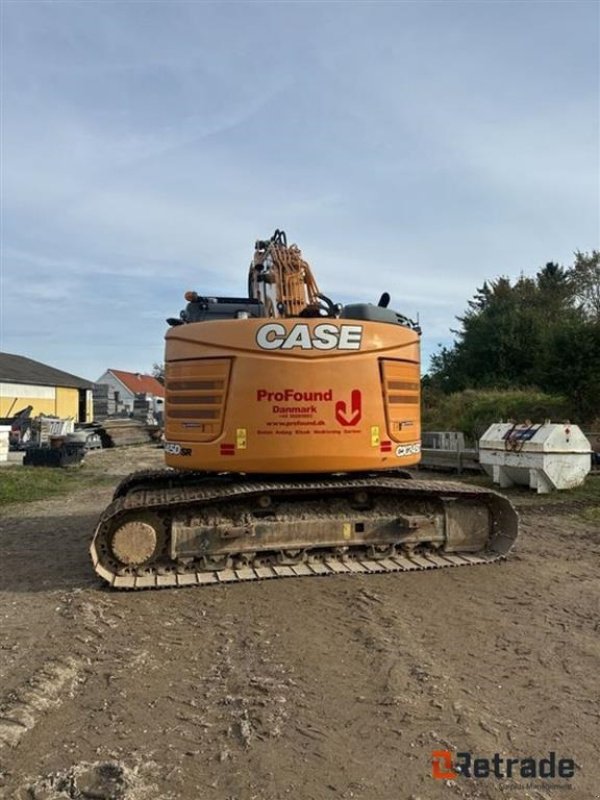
[{"x1": 0, "y1": 352, "x2": 94, "y2": 390}]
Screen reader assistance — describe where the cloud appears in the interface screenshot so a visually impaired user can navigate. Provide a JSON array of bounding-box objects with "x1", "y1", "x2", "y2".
[{"x1": 1, "y1": 0, "x2": 598, "y2": 381}]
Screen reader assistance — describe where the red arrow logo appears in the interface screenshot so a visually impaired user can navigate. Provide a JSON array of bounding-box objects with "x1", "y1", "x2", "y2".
[{"x1": 335, "y1": 389, "x2": 362, "y2": 427}]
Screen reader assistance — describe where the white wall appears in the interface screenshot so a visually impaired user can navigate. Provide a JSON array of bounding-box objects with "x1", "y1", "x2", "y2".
[
  {"x1": 95, "y1": 371, "x2": 135, "y2": 412},
  {"x1": 1, "y1": 383, "x2": 56, "y2": 399}
]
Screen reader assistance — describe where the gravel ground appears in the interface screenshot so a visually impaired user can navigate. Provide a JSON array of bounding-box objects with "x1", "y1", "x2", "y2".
[{"x1": 0, "y1": 446, "x2": 598, "y2": 800}]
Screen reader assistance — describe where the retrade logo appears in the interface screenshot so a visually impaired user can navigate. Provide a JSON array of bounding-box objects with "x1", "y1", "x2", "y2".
[
  {"x1": 431, "y1": 750, "x2": 456, "y2": 780},
  {"x1": 431, "y1": 750, "x2": 575, "y2": 781}
]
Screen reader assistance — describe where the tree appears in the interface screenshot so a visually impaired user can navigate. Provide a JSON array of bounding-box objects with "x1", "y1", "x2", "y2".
[
  {"x1": 570, "y1": 250, "x2": 600, "y2": 321},
  {"x1": 151, "y1": 362, "x2": 165, "y2": 385},
  {"x1": 542, "y1": 319, "x2": 600, "y2": 420},
  {"x1": 428, "y1": 252, "x2": 598, "y2": 422}
]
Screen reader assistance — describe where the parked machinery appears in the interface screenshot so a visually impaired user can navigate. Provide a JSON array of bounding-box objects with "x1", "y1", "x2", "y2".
[{"x1": 91, "y1": 231, "x2": 518, "y2": 588}]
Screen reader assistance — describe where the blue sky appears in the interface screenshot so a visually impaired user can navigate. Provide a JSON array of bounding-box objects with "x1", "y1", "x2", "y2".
[{"x1": 1, "y1": 0, "x2": 598, "y2": 381}]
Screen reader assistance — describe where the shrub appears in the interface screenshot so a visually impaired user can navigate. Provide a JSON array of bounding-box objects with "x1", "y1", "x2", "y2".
[{"x1": 422, "y1": 387, "x2": 573, "y2": 443}]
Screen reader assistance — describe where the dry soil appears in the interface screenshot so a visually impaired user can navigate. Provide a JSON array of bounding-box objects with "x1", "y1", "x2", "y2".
[{"x1": 0, "y1": 447, "x2": 598, "y2": 800}]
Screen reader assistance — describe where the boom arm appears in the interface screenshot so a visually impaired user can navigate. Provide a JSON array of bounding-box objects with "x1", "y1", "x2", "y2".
[
  {"x1": 249, "y1": 229, "x2": 324, "y2": 318},
  {"x1": 169, "y1": 228, "x2": 419, "y2": 329}
]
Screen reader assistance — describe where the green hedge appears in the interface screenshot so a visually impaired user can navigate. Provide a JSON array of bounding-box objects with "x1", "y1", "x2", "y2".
[{"x1": 422, "y1": 388, "x2": 573, "y2": 443}]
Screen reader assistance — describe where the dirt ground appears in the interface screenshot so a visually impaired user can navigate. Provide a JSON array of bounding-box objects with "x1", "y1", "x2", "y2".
[{"x1": 0, "y1": 446, "x2": 598, "y2": 800}]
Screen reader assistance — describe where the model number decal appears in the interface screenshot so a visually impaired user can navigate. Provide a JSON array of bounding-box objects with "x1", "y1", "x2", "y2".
[
  {"x1": 256, "y1": 322, "x2": 363, "y2": 351},
  {"x1": 396, "y1": 443, "x2": 421, "y2": 457},
  {"x1": 165, "y1": 443, "x2": 192, "y2": 456}
]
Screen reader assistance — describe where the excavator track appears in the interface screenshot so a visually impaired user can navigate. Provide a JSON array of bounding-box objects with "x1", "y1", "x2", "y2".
[{"x1": 91, "y1": 471, "x2": 518, "y2": 589}]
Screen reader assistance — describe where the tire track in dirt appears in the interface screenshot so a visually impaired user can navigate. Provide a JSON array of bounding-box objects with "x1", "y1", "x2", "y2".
[
  {"x1": 0, "y1": 590, "x2": 130, "y2": 757},
  {"x1": 0, "y1": 658, "x2": 84, "y2": 751},
  {"x1": 0, "y1": 589, "x2": 166, "y2": 798},
  {"x1": 347, "y1": 584, "x2": 512, "y2": 752}
]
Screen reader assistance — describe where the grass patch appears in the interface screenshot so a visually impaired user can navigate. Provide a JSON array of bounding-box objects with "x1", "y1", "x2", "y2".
[
  {"x1": 0, "y1": 466, "x2": 112, "y2": 507},
  {"x1": 450, "y1": 471, "x2": 600, "y2": 509},
  {"x1": 581, "y1": 505, "x2": 600, "y2": 523}
]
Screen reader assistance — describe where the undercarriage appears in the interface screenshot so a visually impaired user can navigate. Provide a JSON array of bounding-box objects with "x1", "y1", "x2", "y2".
[{"x1": 90, "y1": 471, "x2": 518, "y2": 589}]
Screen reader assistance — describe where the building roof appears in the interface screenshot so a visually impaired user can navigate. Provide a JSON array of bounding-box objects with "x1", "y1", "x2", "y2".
[
  {"x1": 0, "y1": 352, "x2": 94, "y2": 390},
  {"x1": 108, "y1": 369, "x2": 165, "y2": 397}
]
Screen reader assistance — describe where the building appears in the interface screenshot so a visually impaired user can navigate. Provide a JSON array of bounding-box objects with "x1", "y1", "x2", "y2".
[
  {"x1": 95, "y1": 369, "x2": 165, "y2": 419},
  {"x1": 0, "y1": 352, "x2": 94, "y2": 422}
]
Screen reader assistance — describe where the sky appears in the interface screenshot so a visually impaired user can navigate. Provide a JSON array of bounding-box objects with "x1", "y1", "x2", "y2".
[{"x1": 1, "y1": 0, "x2": 598, "y2": 381}]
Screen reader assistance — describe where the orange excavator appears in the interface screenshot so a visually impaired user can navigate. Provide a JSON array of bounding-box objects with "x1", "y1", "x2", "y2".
[{"x1": 91, "y1": 231, "x2": 517, "y2": 588}]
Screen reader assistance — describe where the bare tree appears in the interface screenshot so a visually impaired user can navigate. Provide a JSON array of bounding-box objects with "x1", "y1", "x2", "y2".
[{"x1": 151, "y1": 362, "x2": 165, "y2": 385}]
